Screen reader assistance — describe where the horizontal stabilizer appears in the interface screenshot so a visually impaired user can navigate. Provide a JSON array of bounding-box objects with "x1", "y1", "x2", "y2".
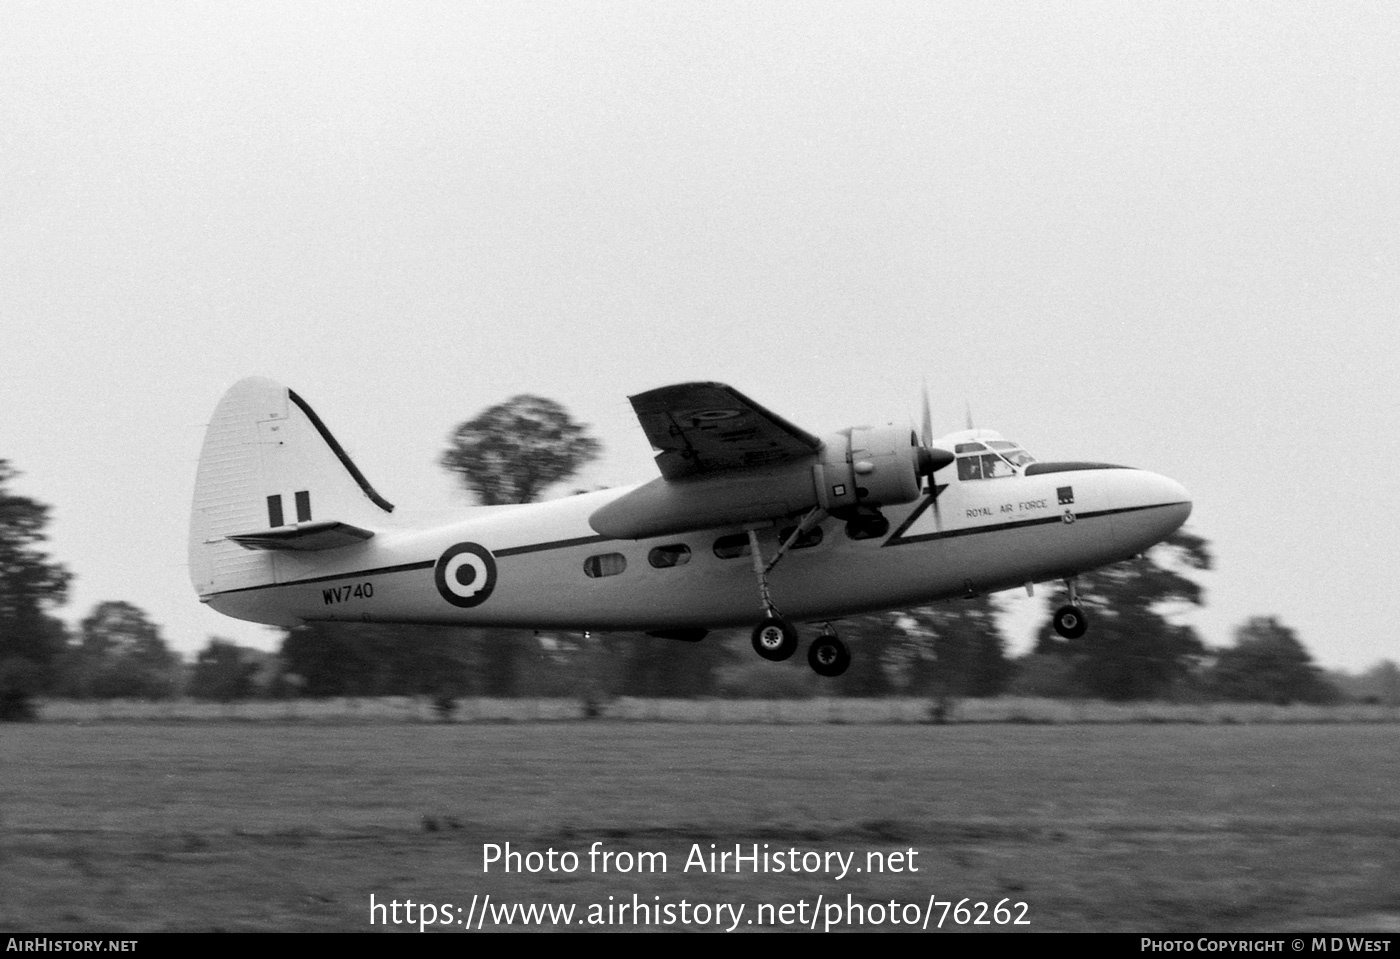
[{"x1": 227, "y1": 521, "x2": 375, "y2": 552}]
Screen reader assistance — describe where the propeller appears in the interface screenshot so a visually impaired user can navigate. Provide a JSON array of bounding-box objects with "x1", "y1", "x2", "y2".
[
  {"x1": 914, "y1": 381, "x2": 954, "y2": 483},
  {"x1": 913, "y1": 383, "x2": 954, "y2": 531}
]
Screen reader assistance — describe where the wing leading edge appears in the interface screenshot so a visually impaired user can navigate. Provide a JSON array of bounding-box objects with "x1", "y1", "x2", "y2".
[
  {"x1": 590, "y1": 382, "x2": 832, "y2": 539},
  {"x1": 629, "y1": 382, "x2": 823, "y2": 480}
]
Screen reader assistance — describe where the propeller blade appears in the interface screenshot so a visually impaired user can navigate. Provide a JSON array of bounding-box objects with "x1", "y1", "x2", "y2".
[{"x1": 920, "y1": 379, "x2": 933, "y2": 448}]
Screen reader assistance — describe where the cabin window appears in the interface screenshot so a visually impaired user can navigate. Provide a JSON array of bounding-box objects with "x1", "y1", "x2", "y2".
[
  {"x1": 583, "y1": 553, "x2": 627, "y2": 578},
  {"x1": 648, "y1": 544, "x2": 692, "y2": 569},
  {"x1": 713, "y1": 533, "x2": 751, "y2": 559},
  {"x1": 777, "y1": 525, "x2": 823, "y2": 549}
]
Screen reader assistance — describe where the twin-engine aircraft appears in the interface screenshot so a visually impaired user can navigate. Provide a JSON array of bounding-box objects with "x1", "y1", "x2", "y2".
[{"x1": 190, "y1": 378, "x2": 1191, "y2": 677}]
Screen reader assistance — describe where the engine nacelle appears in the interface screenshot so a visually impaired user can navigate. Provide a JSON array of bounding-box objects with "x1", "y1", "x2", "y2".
[
  {"x1": 588, "y1": 425, "x2": 931, "y2": 540},
  {"x1": 815, "y1": 426, "x2": 923, "y2": 512}
]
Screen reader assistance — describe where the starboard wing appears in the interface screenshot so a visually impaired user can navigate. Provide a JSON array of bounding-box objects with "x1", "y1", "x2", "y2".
[{"x1": 629, "y1": 382, "x2": 823, "y2": 480}]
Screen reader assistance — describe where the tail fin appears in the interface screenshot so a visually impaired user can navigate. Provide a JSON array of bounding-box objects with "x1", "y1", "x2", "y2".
[{"x1": 189, "y1": 377, "x2": 394, "y2": 598}]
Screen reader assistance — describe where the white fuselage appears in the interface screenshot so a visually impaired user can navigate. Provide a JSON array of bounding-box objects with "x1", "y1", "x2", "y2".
[{"x1": 205, "y1": 464, "x2": 1191, "y2": 631}]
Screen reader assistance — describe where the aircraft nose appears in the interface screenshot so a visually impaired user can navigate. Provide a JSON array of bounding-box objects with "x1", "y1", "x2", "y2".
[{"x1": 1112, "y1": 470, "x2": 1192, "y2": 554}]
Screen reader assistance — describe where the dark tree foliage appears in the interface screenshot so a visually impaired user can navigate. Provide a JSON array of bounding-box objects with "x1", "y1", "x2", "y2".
[
  {"x1": 897, "y1": 596, "x2": 1014, "y2": 700},
  {"x1": 1034, "y1": 529, "x2": 1212, "y2": 700},
  {"x1": 1207, "y1": 616, "x2": 1336, "y2": 705},
  {"x1": 612, "y1": 633, "x2": 731, "y2": 698},
  {"x1": 441, "y1": 395, "x2": 602, "y2": 507},
  {"x1": 280, "y1": 623, "x2": 476, "y2": 698},
  {"x1": 60, "y1": 601, "x2": 179, "y2": 699},
  {"x1": 831, "y1": 613, "x2": 900, "y2": 697},
  {"x1": 187, "y1": 637, "x2": 262, "y2": 702},
  {"x1": 0, "y1": 461, "x2": 72, "y2": 676},
  {"x1": 0, "y1": 657, "x2": 45, "y2": 720}
]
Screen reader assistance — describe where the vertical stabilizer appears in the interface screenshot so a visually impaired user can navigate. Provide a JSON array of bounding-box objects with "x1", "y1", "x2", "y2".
[{"x1": 189, "y1": 378, "x2": 393, "y2": 598}]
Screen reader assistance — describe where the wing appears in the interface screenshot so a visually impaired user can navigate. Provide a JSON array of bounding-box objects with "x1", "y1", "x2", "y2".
[{"x1": 629, "y1": 382, "x2": 823, "y2": 480}]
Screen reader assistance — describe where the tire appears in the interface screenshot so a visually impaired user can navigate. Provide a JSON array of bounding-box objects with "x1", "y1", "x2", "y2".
[
  {"x1": 751, "y1": 616, "x2": 799, "y2": 661},
  {"x1": 807, "y1": 634, "x2": 851, "y2": 677},
  {"x1": 1053, "y1": 604, "x2": 1089, "y2": 639}
]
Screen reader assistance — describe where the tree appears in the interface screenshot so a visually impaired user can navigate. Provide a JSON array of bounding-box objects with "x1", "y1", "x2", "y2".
[
  {"x1": 1207, "y1": 616, "x2": 1336, "y2": 704},
  {"x1": 0, "y1": 461, "x2": 72, "y2": 717},
  {"x1": 897, "y1": 597, "x2": 1013, "y2": 695},
  {"x1": 831, "y1": 613, "x2": 900, "y2": 697},
  {"x1": 0, "y1": 460, "x2": 72, "y2": 669},
  {"x1": 62, "y1": 601, "x2": 179, "y2": 699},
  {"x1": 187, "y1": 637, "x2": 262, "y2": 702},
  {"x1": 612, "y1": 633, "x2": 732, "y2": 698},
  {"x1": 279, "y1": 623, "x2": 476, "y2": 699},
  {"x1": 441, "y1": 395, "x2": 603, "y2": 506},
  {"x1": 1034, "y1": 529, "x2": 1212, "y2": 700},
  {"x1": 440, "y1": 395, "x2": 603, "y2": 696},
  {"x1": 1359, "y1": 660, "x2": 1400, "y2": 706}
]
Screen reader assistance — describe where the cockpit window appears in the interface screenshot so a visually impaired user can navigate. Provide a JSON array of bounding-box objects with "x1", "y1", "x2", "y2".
[
  {"x1": 959, "y1": 453, "x2": 1017, "y2": 480},
  {"x1": 955, "y1": 442, "x2": 987, "y2": 454},
  {"x1": 957, "y1": 445, "x2": 1036, "y2": 481},
  {"x1": 985, "y1": 441, "x2": 1035, "y2": 468}
]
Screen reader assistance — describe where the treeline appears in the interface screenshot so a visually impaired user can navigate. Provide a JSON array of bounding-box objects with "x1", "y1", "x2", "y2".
[{"x1": 7, "y1": 595, "x2": 1392, "y2": 715}]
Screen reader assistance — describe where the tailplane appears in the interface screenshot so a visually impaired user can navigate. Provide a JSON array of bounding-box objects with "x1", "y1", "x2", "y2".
[{"x1": 189, "y1": 378, "x2": 393, "y2": 598}]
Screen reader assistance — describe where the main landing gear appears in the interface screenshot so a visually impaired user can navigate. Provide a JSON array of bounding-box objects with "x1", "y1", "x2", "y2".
[
  {"x1": 743, "y1": 515, "x2": 850, "y2": 677},
  {"x1": 751, "y1": 616, "x2": 798, "y2": 662},
  {"x1": 1052, "y1": 576, "x2": 1089, "y2": 639},
  {"x1": 807, "y1": 628, "x2": 851, "y2": 678}
]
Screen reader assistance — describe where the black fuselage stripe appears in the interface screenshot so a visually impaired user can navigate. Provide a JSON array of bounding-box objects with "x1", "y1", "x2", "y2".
[
  {"x1": 207, "y1": 560, "x2": 436, "y2": 596},
  {"x1": 495, "y1": 534, "x2": 612, "y2": 557},
  {"x1": 204, "y1": 534, "x2": 615, "y2": 597},
  {"x1": 883, "y1": 501, "x2": 1188, "y2": 547}
]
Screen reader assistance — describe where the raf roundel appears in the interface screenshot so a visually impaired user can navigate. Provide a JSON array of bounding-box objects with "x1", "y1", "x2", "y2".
[{"x1": 434, "y1": 542, "x2": 498, "y2": 608}]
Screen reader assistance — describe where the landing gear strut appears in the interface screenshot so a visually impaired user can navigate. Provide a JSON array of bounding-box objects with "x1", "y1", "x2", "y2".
[
  {"x1": 1052, "y1": 576, "x2": 1089, "y2": 639},
  {"x1": 745, "y1": 524, "x2": 800, "y2": 662},
  {"x1": 741, "y1": 512, "x2": 853, "y2": 676}
]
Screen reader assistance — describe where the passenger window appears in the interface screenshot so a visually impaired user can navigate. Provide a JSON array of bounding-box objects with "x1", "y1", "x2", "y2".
[
  {"x1": 583, "y1": 553, "x2": 627, "y2": 578},
  {"x1": 712, "y1": 533, "x2": 751, "y2": 559},
  {"x1": 648, "y1": 544, "x2": 692, "y2": 568},
  {"x1": 778, "y1": 526, "x2": 823, "y2": 549}
]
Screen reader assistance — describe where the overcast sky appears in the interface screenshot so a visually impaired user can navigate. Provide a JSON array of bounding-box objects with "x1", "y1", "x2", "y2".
[{"x1": 3, "y1": 2, "x2": 1396, "y2": 671}]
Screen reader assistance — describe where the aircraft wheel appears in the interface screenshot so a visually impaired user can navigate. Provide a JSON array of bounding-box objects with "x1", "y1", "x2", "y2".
[
  {"x1": 807, "y1": 634, "x2": 851, "y2": 677},
  {"x1": 1052, "y1": 604, "x2": 1088, "y2": 639},
  {"x1": 751, "y1": 616, "x2": 799, "y2": 661}
]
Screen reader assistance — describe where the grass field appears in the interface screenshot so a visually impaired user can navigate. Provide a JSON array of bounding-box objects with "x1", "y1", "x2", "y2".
[
  {"x1": 2, "y1": 721, "x2": 1398, "y2": 932},
  {"x1": 32, "y1": 694, "x2": 1400, "y2": 725}
]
